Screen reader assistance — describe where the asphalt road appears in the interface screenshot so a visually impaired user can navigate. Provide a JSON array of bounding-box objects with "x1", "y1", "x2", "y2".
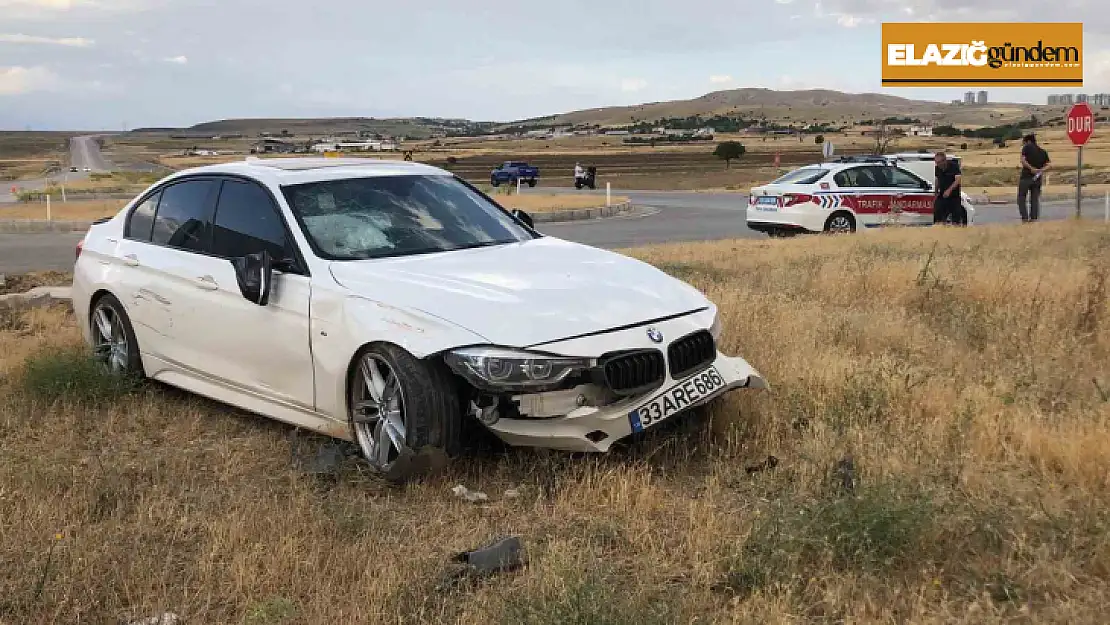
[
  {"x1": 0, "y1": 193, "x2": 1096, "y2": 275},
  {"x1": 1, "y1": 135, "x2": 109, "y2": 204}
]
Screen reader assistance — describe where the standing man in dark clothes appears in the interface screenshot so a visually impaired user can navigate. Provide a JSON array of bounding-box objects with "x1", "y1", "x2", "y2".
[
  {"x1": 933, "y1": 152, "x2": 966, "y2": 225},
  {"x1": 1018, "y1": 133, "x2": 1051, "y2": 222}
]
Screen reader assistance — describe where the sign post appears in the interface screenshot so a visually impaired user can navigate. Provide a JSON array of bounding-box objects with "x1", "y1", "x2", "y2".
[
  {"x1": 1066, "y1": 102, "x2": 1095, "y2": 218},
  {"x1": 822, "y1": 141, "x2": 834, "y2": 160}
]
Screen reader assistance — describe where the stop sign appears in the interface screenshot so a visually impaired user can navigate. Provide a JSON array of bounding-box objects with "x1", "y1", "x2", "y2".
[{"x1": 1067, "y1": 102, "x2": 1095, "y2": 146}]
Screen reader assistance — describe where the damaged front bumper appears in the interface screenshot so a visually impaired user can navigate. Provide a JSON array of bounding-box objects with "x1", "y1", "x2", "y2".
[{"x1": 482, "y1": 351, "x2": 767, "y2": 453}]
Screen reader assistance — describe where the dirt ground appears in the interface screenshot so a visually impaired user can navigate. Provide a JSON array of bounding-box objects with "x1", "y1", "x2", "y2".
[{"x1": 2, "y1": 220, "x2": 1109, "y2": 623}]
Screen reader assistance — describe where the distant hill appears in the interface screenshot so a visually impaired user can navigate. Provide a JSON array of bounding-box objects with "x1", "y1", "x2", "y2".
[
  {"x1": 132, "y1": 116, "x2": 498, "y2": 139},
  {"x1": 514, "y1": 88, "x2": 1053, "y2": 128},
  {"x1": 133, "y1": 89, "x2": 1060, "y2": 140}
]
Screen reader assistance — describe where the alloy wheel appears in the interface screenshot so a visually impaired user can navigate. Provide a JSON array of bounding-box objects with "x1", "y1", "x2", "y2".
[
  {"x1": 351, "y1": 354, "x2": 408, "y2": 469},
  {"x1": 827, "y1": 215, "x2": 854, "y2": 234},
  {"x1": 91, "y1": 302, "x2": 129, "y2": 374}
]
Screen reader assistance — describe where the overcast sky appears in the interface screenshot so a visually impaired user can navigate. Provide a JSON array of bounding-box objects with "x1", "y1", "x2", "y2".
[{"x1": 1, "y1": 0, "x2": 1108, "y2": 130}]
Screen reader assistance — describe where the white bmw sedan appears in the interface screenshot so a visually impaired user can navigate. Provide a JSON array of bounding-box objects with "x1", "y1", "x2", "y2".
[{"x1": 73, "y1": 157, "x2": 767, "y2": 480}]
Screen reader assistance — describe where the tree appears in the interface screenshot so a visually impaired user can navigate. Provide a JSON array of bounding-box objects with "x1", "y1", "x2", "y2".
[
  {"x1": 869, "y1": 121, "x2": 899, "y2": 155},
  {"x1": 713, "y1": 141, "x2": 746, "y2": 168},
  {"x1": 815, "y1": 135, "x2": 825, "y2": 145}
]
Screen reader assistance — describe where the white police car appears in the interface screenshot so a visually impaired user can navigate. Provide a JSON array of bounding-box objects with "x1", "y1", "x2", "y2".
[{"x1": 746, "y1": 155, "x2": 975, "y2": 236}]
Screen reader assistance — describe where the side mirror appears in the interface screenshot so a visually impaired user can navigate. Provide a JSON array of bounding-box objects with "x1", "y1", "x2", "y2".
[
  {"x1": 511, "y1": 209, "x2": 534, "y2": 229},
  {"x1": 230, "y1": 249, "x2": 273, "y2": 306}
]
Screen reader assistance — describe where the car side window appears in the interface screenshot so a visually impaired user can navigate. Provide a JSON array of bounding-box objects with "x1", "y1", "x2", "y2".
[
  {"x1": 209, "y1": 179, "x2": 292, "y2": 262},
  {"x1": 125, "y1": 191, "x2": 161, "y2": 241},
  {"x1": 150, "y1": 179, "x2": 218, "y2": 252},
  {"x1": 834, "y1": 167, "x2": 868, "y2": 188},
  {"x1": 889, "y1": 167, "x2": 928, "y2": 189}
]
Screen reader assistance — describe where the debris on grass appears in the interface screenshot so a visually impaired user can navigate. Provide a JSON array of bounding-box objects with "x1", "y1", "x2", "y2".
[
  {"x1": 451, "y1": 485, "x2": 489, "y2": 503},
  {"x1": 453, "y1": 536, "x2": 525, "y2": 575},
  {"x1": 126, "y1": 613, "x2": 179, "y2": 625}
]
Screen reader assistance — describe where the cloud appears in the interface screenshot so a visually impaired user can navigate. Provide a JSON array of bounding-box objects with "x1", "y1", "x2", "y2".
[
  {"x1": 0, "y1": 0, "x2": 148, "y2": 19},
  {"x1": 0, "y1": 33, "x2": 94, "y2": 46},
  {"x1": 835, "y1": 14, "x2": 872, "y2": 27},
  {"x1": 163, "y1": 55, "x2": 188, "y2": 65},
  {"x1": 0, "y1": 65, "x2": 59, "y2": 95},
  {"x1": 620, "y1": 77, "x2": 648, "y2": 92},
  {"x1": 709, "y1": 74, "x2": 734, "y2": 84}
]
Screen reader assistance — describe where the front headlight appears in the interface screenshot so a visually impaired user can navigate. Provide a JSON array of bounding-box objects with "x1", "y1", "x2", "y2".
[{"x1": 443, "y1": 347, "x2": 596, "y2": 393}]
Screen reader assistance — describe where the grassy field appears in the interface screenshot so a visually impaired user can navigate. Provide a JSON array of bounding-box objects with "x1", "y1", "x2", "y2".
[
  {"x1": 1, "y1": 221, "x2": 1109, "y2": 623},
  {"x1": 0, "y1": 132, "x2": 71, "y2": 181},
  {"x1": 495, "y1": 194, "x2": 628, "y2": 213},
  {"x1": 0, "y1": 200, "x2": 126, "y2": 221},
  {"x1": 104, "y1": 122, "x2": 1110, "y2": 194}
]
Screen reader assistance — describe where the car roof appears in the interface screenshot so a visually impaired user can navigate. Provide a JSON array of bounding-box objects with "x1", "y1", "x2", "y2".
[{"x1": 161, "y1": 157, "x2": 453, "y2": 187}]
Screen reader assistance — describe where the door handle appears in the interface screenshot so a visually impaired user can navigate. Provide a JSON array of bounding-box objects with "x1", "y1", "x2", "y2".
[
  {"x1": 195, "y1": 275, "x2": 218, "y2": 290},
  {"x1": 121, "y1": 254, "x2": 139, "y2": 266}
]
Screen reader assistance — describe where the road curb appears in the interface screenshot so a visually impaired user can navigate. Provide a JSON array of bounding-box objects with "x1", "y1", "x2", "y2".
[
  {"x1": 0, "y1": 220, "x2": 93, "y2": 233},
  {"x1": 531, "y1": 201, "x2": 634, "y2": 223},
  {"x1": 0, "y1": 285, "x2": 73, "y2": 310}
]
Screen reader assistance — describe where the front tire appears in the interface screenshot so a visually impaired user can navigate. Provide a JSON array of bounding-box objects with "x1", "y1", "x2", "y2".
[
  {"x1": 89, "y1": 292, "x2": 144, "y2": 377},
  {"x1": 348, "y1": 344, "x2": 462, "y2": 482},
  {"x1": 526, "y1": 179, "x2": 537, "y2": 188},
  {"x1": 824, "y1": 211, "x2": 856, "y2": 234}
]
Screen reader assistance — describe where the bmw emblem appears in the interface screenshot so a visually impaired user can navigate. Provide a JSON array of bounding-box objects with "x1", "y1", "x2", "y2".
[{"x1": 646, "y1": 327, "x2": 664, "y2": 344}]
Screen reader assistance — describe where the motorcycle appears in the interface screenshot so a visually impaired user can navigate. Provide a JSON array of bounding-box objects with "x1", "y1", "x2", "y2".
[{"x1": 574, "y1": 165, "x2": 597, "y2": 190}]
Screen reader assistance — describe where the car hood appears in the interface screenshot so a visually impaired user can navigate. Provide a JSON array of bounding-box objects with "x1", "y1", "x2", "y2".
[{"x1": 327, "y1": 237, "x2": 710, "y2": 350}]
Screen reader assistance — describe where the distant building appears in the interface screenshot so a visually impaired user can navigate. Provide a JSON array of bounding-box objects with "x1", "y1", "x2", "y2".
[
  {"x1": 249, "y1": 138, "x2": 295, "y2": 154},
  {"x1": 1048, "y1": 93, "x2": 1076, "y2": 105},
  {"x1": 951, "y1": 99, "x2": 963, "y2": 105},
  {"x1": 908, "y1": 124, "x2": 934, "y2": 137},
  {"x1": 964, "y1": 91, "x2": 976, "y2": 104},
  {"x1": 312, "y1": 139, "x2": 397, "y2": 153},
  {"x1": 1092, "y1": 94, "x2": 1110, "y2": 106},
  {"x1": 1076, "y1": 93, "x2": 1089, "y2": 103},
  {"x1": 977, "y1": 90, "x2": 988, "y2": 104}
]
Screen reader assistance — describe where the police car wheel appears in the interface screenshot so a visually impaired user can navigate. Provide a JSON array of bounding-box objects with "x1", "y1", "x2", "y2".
[{"x1": 824, "y1": 212, "x2": 856, "y2": 234}]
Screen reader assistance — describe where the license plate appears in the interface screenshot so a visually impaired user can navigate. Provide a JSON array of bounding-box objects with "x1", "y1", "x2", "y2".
[
  {"x1": 628, "y1": 366, "x2": 726, "y2": 433},
  {"x1": 755, "y1": 196, "x2": 779, "y2": 211}
]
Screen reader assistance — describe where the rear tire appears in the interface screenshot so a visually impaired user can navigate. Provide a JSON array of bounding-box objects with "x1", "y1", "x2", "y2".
[
  {"x1": 490, "y1": 178, "x2": 500, "y2": 187},
  {"x1": 526, "y1": 179, "x2": 537, "y2": 188},
  {"x1": 824, "y1": 211, "x2": 856, "y2": 234},
  {"x1": 348, "y1": 343, "x2": 463, "y2": 483}
]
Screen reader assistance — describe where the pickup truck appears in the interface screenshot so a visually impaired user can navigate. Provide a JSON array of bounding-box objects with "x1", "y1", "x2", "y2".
[{"x1": 490, "y1": 161, "x2": 539, "y2": 187}]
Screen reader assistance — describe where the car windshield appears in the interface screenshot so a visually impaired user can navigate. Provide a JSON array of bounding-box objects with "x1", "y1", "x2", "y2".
[
  {"x1": 280, "y1": 174, "x2": 535, "y2": 261},
  {"x1": 771, "y1": 167, "x2": 828, "y2": 185}
]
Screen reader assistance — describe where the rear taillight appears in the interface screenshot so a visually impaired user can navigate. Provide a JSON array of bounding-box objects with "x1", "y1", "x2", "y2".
[
  {"x1": 782, "y1": 193, "x2": 813, "y2": 207},
  {"x1": 75, "y1": 240, "x2": 83, "y2": 260}
]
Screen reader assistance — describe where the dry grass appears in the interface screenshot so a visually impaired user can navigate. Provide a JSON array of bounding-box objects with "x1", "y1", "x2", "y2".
[
  {"x1": 0, "y1": 200, "x2": 124, "y2": 221},
  {"x1": 495, "y1": 194, "x2": 628, "y2": 213},
  {"x1": 3, "y1": 222, "x2": 1110, "y2": 623},
  {"x1": 968, "y1": 184, "x2": 1110, "y2": 201}
]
